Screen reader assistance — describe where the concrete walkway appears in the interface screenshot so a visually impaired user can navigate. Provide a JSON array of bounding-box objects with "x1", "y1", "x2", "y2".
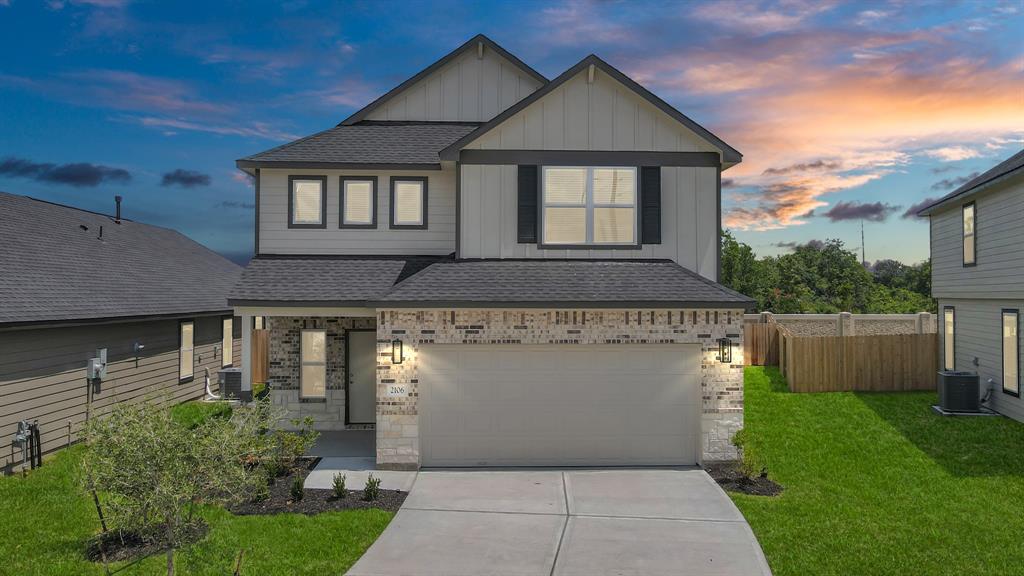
[{"x1": 346, "y1": 469, "x2": 772, "y2": 576}]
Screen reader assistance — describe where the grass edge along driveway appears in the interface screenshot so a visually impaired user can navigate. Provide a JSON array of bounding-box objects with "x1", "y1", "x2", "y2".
[{"x1": 734, "y1": 366, "x2": 1024, "y2": 576}]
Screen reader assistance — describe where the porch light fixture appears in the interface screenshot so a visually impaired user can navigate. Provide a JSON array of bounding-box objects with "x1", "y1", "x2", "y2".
[
  {"x1": 718, "y1": 337, "x2": 733, "y2": 364},
  {"x1": 391, "y1": 339, "x2": 404, "y2": 364}
]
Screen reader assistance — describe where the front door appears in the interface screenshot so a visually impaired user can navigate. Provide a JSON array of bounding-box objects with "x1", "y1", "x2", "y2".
[{"x1": 347, "y1": 330, "x2": 377, "y2": 425}]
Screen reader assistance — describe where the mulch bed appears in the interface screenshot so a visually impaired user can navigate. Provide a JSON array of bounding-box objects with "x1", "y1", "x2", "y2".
[
  {"x1": 228, "y1": 457, "x2": 407, "y2": 516},
  {"x1": 705, "y1": 462, "x2": 784, "y2": 496},
  {"x1": 86, "y1": 521, "x2": 208, "y2": 563}
]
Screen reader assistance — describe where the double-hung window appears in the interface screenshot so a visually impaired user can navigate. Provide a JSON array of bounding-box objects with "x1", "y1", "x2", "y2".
[
  {"x1": 289, "y1": 176, "x2": 326, "y2": 228},
  {"x1": 962, "y1": 202, "x2": 976, "y2": 266},
  {"x1": 222, "y1": 317, "x2": 233, "y2": 368},
  {"x1": 300, "y1": 330, "x2": 327, "y2": 399},
  {"x1": 1003, "y1": 310, "x2": 1019, "y2": 396},
  {"x1": 542, "y1": 167, "x2": 637, "y2": 246},
  {"x1": 390, "y1": 176, "x2": 427, "y2": 229},
  {"x1": 341, "y1": 176, "x2": 377, "y2": 228},
  {"x1": 179, "y1": 320, "x2": 194, "y2": 381},
  {"x1": 943, "y1": 307, "x2": 955, "y2": 371}
]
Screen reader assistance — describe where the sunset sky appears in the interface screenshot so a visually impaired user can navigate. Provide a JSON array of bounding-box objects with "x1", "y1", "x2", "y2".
[{"x1": 1, "y1": 0, "x2": 1021, "y2": 265}]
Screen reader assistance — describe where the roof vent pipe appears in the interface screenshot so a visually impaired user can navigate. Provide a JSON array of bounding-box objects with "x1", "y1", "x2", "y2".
[{"x1": 114, "y1": 195, "x2": 122, "y2": 224}]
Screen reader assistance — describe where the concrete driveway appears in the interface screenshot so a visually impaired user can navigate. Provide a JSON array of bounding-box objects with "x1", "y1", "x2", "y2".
[{"x1": 346, "y1": 469, "x2": 772, "y2": 576}]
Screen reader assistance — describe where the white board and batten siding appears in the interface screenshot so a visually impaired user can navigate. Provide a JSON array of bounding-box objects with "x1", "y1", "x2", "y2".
[
  {"x1": 930, "y1": 175, "x2": 1024, "y2": 300},
  {"x1": 364, "y1": 47, "x2": 543, "y2": 123},
  {"x1": 459, "y1": 164, "x2": 718, "y2": 279},
  {"x1": 258, "y1": 168, "x2": 456, "y2": 256}
]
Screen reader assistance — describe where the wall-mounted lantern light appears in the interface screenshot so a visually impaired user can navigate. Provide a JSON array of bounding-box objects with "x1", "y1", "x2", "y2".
[
  {"x1": 718, "y1": 337, "x2": 733, "y2": 364},
  {"x1": 391, "y1": 339, "x2": 404, "y2": 365}
]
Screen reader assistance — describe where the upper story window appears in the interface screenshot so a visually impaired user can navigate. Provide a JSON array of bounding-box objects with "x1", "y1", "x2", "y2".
[
  {"x1": 542, "y1": 167, "x2": 636, "y2": 246},
  {"x1": 390, "y1": 177, "x2": 428, "y2": 229},
  {"x1": 288, "y1": 175, "x2": 327, "y2": 229},
  {"x1": 962, "y1": 202, "x2": 975, "y2": 266},
  {"x1": 341, "y1": 176, "x2": 377, "y2": 228}
]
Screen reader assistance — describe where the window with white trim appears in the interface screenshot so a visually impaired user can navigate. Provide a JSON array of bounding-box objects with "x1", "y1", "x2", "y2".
[
  {"x1": 179, "y1": 320, "x2": 194, "y2": 381},
  {"x1": 390, "y1": 177, "x2": 426, "y2": 228},
  {"x1": 1003, "y1": 310, "x2": 1019, "y2": 396},
  {"x1": 290, "y1": 177, "x2": 325, "y2": 227},
  {"x1": 300, "y1": 330, "x2": 327, "y2": 399},
  {"x1": 222, "y1": 317, "x2": 233, "y2": 368},
  {"x1": 341, "y1": 177, "x2": 376, "y2": 227},
  {"x1": 963, "y1": 203, "x2": 975, "y2": 266},
  {"x1": 542, "y1": 167, "x2": 636, "y2": 246},
  {"x1": 943, "y1": 307, "x2": 955, "y2": 371}
]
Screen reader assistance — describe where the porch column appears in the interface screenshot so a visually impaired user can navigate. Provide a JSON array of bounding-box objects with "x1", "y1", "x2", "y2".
[{"x1": 241, "y1": 314, "x2": 253, "y2": 398}]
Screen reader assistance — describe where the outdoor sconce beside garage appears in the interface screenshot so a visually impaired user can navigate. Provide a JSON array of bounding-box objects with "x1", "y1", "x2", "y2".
[
  {"x1": 718, "y1": 337, "x2": 733, "y2": 364},
  {"x1": 391, "y1": 339, "x2": 404, "y2": 364}
]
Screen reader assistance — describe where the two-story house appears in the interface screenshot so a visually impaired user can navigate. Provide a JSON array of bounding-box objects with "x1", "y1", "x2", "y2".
[
  {"x1": 231, "y1": 35, "x2": 754, "y2": 470},
  {"x1": 919, "y1": 149, "x2": 1024, "y2": 422}
]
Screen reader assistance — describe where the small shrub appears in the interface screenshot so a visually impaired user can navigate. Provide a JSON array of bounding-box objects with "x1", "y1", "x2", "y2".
[
  {"x1": 732, "y1": 427, "x2": 768, "y2": 480},
  {"x1": 363, "y1": 474, "x2": 381, "y2": 502},
  {"x1": 290, "y1": 476, "x2": 304, "y2": 501},
  {"x1": 273, "y1": 416, "x2": 319, "y2": 470},
  {"x1": 332, "y1": 473, "x2": 347, "y2": 499},
  {"x1": 263, "y1": 458, "x2": 282, "y2": 483}
]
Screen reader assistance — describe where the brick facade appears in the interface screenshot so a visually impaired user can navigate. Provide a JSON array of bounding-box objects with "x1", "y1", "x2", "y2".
[
  {"x1": 267, "y1": 316, "x2": 375, "y2": 430},
  {"x1": 375, "y1": 308, "x2": 745, "y2": 469}
]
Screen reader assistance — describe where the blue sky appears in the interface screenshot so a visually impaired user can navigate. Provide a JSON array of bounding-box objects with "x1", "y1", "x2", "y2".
[{"x1": 1, "y1": 0, "x2": 1021, "y2": 265}]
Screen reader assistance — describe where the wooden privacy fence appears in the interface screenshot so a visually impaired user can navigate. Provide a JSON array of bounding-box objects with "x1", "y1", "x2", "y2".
[
  {"x1": 744, "y1": 322, "x2": 779, "y2": 366},
  {"x1": 251, "y1": 329, "x2": 269, "y2": 384},
  {"x1": 778, "y1": 329, "x2": 938, "y2": 392}
]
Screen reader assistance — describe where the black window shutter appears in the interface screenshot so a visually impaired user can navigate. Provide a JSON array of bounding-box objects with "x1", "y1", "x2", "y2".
[
  {"x1": 518, "y1": 165, "x2": 538, "y2": 243},
  {"x1": 641, "y1": 166, "x2": 662, "y2": 244}
]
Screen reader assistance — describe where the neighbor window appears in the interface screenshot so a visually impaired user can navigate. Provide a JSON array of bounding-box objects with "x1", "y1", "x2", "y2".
[
  {"x1": 390, "y1": 177, "x2": 427, "y2": 228},
  {"x1": 289, "y1": 176, "x2": 326, "y2": 228},
  {"x1": 179, "y1": 320, "x2": 194, "y2": 381},
  {"x1": 943, "y1": 307, "x2": 955, "y2": 371},
  {"x1": 222, "y1": 317, "x2": 233, "y2": 368},
  {"x1": 542, "y1": 166, "x2": 636, "y2": 246},
  {"x1": 341, "y1": 176, "x2": 377, "y2": 228},
  {"x1": 1003, "y1": 310, "x2": 1019, "y2": 396},
  {"x1": 253, "y1": 316, "x2": 265, "y2": 330},
  {"x1": 300, "y1": 330, "x2": 327, "y2": 399},
  {"x1": 962, "y1": 202, "x2": 975, "y2": 266}
]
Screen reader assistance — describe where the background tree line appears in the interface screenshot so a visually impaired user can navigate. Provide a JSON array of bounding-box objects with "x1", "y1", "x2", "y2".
[{"x1": 720, "y1": 231, "x2": 935, "y2": 314}]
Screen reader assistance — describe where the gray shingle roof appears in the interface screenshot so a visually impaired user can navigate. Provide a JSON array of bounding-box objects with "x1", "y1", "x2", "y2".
[
  {"x1": 379, "y1": 260, "x2": 754, "y2": 308},
  {"x1": 237, "y1": 123, "x2": 478, "y2": 169},
  {"x1": 228, "y1": 256, "x2": 419, "y2": 305},
  {"x1": 230, "y1": 257, "x2": 753, "y2": 309},
  {"x1": 917, "y1": 148, "x2": 1024, "y2": 215},
  {"x1": 0, "y1": 192, "x2": 242, "y2": 326}
]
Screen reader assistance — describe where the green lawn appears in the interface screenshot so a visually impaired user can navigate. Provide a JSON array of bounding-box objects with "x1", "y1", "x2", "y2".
[
  {"x1": 736, "y1": 366, "x2": 1024, "y2": 576},
  {"x1": 0, "y1": 403, "x2": 393, "y2": 575}
]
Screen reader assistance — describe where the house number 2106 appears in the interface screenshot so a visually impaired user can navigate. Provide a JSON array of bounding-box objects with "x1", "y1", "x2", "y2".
[{"x1": 387, "y1": 384, "x2": 408, "y2": 397}]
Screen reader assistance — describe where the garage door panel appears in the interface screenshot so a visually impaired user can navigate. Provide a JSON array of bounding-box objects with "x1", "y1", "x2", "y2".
[{"x1": 420, "y1": 344, "x2": 700, "y2": 466}]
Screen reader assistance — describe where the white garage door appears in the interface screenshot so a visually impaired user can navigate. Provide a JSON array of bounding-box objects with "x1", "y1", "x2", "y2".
[{"x1": 419, "y1": 344, "x2": 701, "y2": 467}]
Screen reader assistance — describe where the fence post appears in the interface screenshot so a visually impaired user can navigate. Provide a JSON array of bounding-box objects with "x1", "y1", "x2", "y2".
[
  {"x1": 916, "y1": 312, "x2": 933, "y2": 334},
  {"x1": 838, "y1": 312, "x2": 854, "y2": 336}
]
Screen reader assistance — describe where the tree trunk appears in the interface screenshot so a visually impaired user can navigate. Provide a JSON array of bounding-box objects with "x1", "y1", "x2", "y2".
[{"x1": 166, "y1": 548, "x2": 174, "y2": 576}]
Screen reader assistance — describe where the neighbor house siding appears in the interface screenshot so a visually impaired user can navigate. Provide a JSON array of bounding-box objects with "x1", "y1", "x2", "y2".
[
  {"x1": 0, "y1": 315, "x2": 240, "y2": 469},
  {"x1": 939, "y1": 298, "x2": 1024, "y2": 423},
  {"x1": 931, "y1": 176, "x2": 1024, "y2": 300},
  {"x1": 258, "y1": 168, "x2": 456, "y2": 255},
  {"x1": 465, "y1": 66, "x2": 720, "y2": 154},
  {"x1": 364, "y1": 46, "x2": 543, "y2": 123},
  {"x1": 459, "y1": 164, "x2": 719, "y2": 280}
]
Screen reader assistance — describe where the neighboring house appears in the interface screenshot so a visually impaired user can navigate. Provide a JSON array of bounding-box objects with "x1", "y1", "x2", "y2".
[
  {"x1": 232, "y1": 34, "x2": 753, "y2": 470},
  {"x1": 918, "y1": 149, "x2": 1024, "y2": 422},
  {"x1": 0, "y1": 192, "x2": 243, "y2": 470}
]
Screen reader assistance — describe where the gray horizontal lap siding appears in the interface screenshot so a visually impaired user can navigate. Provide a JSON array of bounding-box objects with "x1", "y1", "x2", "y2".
[
  {"x1": 0, "y1": 316, "x2": 241, "y2": 468},
  {"x1": 930, "y1": 176, "x2": 1024, "y2": 300},
  {"x1": 940, "y1": 298, "x2": 1024, "y2": 423}
]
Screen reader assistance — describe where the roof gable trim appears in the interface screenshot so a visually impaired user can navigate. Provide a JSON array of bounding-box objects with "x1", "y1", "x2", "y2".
[
  {"x1": 339, "y1": 34, "x2": 548, "y2": 127},
  {"x1": 439, "y1": 54, "x2": 742, "y2": 164}
]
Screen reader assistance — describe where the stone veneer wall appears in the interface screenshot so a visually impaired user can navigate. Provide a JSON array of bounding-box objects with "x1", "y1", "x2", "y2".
[
  {"x1": 268, "y1": 316, "x2": 376, "y2": 430},
  {"x1": 375, "y1": 308, "x2": 745, "y2": 469}
]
